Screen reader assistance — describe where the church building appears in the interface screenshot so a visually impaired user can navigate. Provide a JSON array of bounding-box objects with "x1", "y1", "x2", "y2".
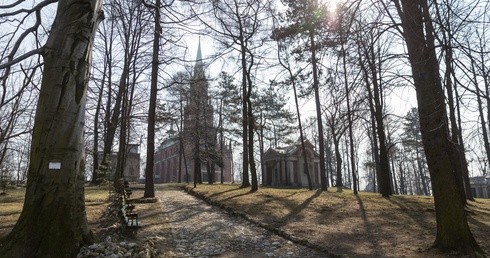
[{"x1": 153, "y1": 42, "x2": 233, "y2": 183}]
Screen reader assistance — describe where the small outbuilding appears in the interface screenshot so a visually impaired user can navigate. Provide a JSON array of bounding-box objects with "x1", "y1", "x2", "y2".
[
  {"x1": 262, "y1": 139, "x2": 321, "y2": 187},
  {"x1": 470, "y1": 176, "x2": 489, "y2": 198}
]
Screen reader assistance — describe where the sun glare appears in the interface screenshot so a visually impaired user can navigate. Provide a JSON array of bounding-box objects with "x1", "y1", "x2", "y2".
[{"x1": 321, "y1": 0, "x2": 339, "y2": 13}]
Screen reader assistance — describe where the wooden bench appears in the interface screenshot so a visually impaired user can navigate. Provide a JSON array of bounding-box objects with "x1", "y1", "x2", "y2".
[{"x1": 118, "y1": 183, "x2": 140, "y2": 235}]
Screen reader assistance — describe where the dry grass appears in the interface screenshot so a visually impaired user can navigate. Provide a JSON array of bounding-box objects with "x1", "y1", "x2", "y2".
[
  {"x1": 186, "y1": 183, "x2": 490, "y2": 257},
  {"x1": 0, "y1": 185, "x2": 111, "y2": 240},
  {"x1": 1, "y1": 183, "x2": 488, "y2": 257}
]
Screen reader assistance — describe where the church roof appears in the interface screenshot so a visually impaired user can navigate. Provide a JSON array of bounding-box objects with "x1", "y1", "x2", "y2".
[{"x1": 263, "y1": 139, "x2": 319, "y2": 159}]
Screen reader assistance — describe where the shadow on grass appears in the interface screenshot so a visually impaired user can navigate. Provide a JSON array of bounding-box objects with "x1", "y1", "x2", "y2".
[
  {"x1": 466, "y1": 201, "x2": 490, "y2": 233},
  {"x1": 467, "y1": 200, "x2": 490, "y2": 214},
  {"x1": 0, "y1": 210, "x2": 21, "y2": 217},
  {"x1": 355, "y1": 195, "x2": 380, "y2": 253},
  {"x1": 221, "y1": 191, "x2": 254, "y2": 202},
  {"x1": 280, "y1": 189, "x2": 322, "y2": 225},
  {"x1": 208, "y1": 187, "x2": 243, "y2": 198},
  {"x1": 387, "y1": 196, "x2": 434, "y2": 230}
]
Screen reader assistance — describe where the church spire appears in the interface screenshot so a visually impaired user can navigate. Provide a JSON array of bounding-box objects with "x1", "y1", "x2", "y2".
[
  {"x1": 196, "y1": 37, "x2": 203, "y2": 64},
  {"x1": 193, "y1": 37, "x2": 205, "y2": 78}
]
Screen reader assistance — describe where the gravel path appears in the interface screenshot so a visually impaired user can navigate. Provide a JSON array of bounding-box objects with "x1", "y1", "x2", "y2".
[{"x1": 155, "y1": 185, "x2": 329, "y2": 258}]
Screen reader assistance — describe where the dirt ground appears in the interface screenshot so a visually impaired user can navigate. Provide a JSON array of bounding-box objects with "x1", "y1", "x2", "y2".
[{"x1": 1, "y1": 183, "x2": 489, "y2": 257}]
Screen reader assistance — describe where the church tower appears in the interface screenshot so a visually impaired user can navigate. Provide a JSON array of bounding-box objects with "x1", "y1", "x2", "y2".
[
  {"x1": 183, "y1": 40, "x2": 217, "y2": 182},
  {"x1": 153, "y1": 41, "x2": 233, "y2": 184}
]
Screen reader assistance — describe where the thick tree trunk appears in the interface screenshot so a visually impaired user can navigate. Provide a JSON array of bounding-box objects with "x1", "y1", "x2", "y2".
[
  {"x1": 0, "y1": 1, "x2": 103, "y2": 256},
  {"x1": 442, "y1": 39, "x2": 469, "y2": 203},
  {"x1": 144, "y1": 0, "x2": 161, "y2": 198},
  {"x1": 374, "y1": 101, "x2": 392, "y2": 197},
  {"x1": 393, "y1": 0, "x2": 482, "y2": 254}
]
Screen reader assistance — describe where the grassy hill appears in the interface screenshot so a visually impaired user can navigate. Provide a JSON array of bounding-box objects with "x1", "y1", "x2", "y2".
[{"x1": 185, "y1": 184, "x2": 490, "y2": 257}]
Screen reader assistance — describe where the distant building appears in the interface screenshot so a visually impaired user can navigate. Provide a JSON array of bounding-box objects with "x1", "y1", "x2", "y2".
[
  {"x1": 153, "y1": 135, "x2": 233, "y2": 183},
  {"x1": 154, "y1": 135, "x2": 180, "y2": 182},
  {"x1": 470, "y1": 176, "x2": 489, "y2": 198},
  {"x1": 154, "y1": 41, "x2": 233, "y2": 183},
  {"x1": 97, "y1": 144, "x2": 140, "y2": 182},
  {"x1": 262, "y1": 140, "x2": 321, "y2": 187}
]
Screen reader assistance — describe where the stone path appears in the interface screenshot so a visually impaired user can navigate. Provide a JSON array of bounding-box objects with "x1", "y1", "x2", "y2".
[{"x1": 155, "y1": 185, "x2": 329, "y2": 258}]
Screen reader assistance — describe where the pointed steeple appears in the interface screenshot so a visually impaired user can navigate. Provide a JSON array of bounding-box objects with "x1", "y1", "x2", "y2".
[
  {"x1": 193, "y1": 37, "x2": 205, "y2": 79},
  {"x1": 196, "y1": 37, "x2": 203, "y2": 63}
]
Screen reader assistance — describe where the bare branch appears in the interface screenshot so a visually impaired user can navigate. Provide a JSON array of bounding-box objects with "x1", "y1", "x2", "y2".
[{"x1": 0, "y1": 48, "x2": 43, "y2": 70}]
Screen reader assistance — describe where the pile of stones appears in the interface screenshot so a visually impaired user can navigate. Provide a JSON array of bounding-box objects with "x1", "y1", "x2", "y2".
[{"x1": 77, "y1": 236, "x2": 150, "y2": 258}]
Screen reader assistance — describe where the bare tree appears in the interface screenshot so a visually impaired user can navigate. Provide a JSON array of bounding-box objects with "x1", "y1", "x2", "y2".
[
  {"x1": 274, "y1": 40, "x2": 313, "y2": 189},
  {"x1": 143, "y1": 0, "x2": 163, "y2": 198},
  {"x1": 388, "y1": 0, "x2": 483, "y2": 254},
  {"x1": 194, "y1": 0, "x2": 269, "y2": 191},
  {"x1": 355, "y1": 10, "x2": 393, "y2": 197},
  {"x1": 0, "y1": 0, "x2": 103, "y2": 256},
  {"x1": 273, "y1": 0, "x2": 333, "y2": 191}
]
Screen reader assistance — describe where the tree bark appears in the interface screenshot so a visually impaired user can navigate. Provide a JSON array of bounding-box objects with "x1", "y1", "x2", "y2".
[
  {"x1": 392, "y1": 0, "x2": 482, "y2": 254},
  {"x1": 144, "y1": 0, "x2": 161, "y2": 198},
  {"x1": 240, "y1": 47, "x2": 250, "y2": 188},
  {"x1": 245, "y1": 52, "x2": 258, "y2": 192},
  {"x1": 0, "y1": 0, "x2": 103, "y2": 256},
  {"x1": 333, "y1": 136, "x2": 343, "y2": 189}
]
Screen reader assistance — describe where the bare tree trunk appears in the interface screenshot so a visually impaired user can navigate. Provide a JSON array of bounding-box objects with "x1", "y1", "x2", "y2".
[
  {"x1": 91, "y1": 47, "x2": 107, "y2": 184},
  {"x1": 240, "y1": 54, "x2": 250, "y2": 188},
  {"x1": 340, "y1": 41, "x2": 358, "y2": 195},
  {"x1": 144, "y1": 0, "x2": 161, "y2": 198},
  {"x1": 309, "y1": 30, "x2": 328, "y2": 191},
  {"x1": 415, "y1": 148, "x2": 429, "y2": 195},
  {"x1": 468, "y1": 42, "x2": 490, "y2": 182},
  {"x1": 358, "y1": 37, "x2": 392, "y2": 197},
  {"x1": 333, "y1": 136, "x2": 343, "y2": 189},
  {"x1": 434, "y1": 3, "x2": 470, "y2": 202},
  {"x1": 245, "y1": 56, "x2": 258, "y2": 192},
  {"x1": 392, "y1": 0, "x2": 482, "y2": 254},
  {"x1": 0, "y1": 1, "x2": 103, "y2": 256},
  {"x1": 276, "y1": 46, "x2": 313, "y2": 189},
  {"x1": 102, "y1": 66, "x2": 127, "y2": 166}
]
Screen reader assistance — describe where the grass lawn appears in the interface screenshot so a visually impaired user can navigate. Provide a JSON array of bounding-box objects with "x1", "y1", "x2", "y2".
[
  {"x1": 0, "y1": 185, "x2": 111, "y2": 240},
  {"x1": 185, "y1": 183, "x2": 490, "y2": 257}
]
